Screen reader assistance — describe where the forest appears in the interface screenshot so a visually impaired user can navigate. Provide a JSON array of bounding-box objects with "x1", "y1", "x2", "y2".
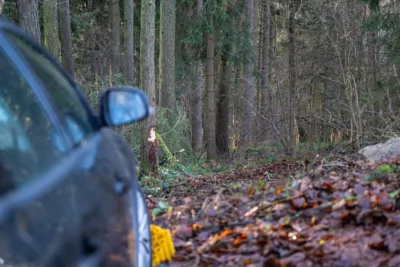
[
  {"x1": 1, "y1": 0, "x2": 399, "y2": 166},
  {"x1": 1, "y1": 0, "x2": 400, "y2": 265}
]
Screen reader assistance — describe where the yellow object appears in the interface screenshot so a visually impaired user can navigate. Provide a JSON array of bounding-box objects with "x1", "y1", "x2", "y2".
[{"x1": 151, "y1": 224, "x2": 175, "y2": 267}]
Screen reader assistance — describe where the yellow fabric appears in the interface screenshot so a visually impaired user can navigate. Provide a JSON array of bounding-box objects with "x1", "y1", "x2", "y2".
[{"x1": 151, "y1": 224, "x2": 175, "y2": 266}]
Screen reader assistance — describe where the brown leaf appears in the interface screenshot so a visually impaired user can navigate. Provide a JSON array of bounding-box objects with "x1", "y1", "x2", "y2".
[
  {"x1": 354, "y1": 183, "x2": 365, "y2": 196},
  {"x1": 358, "y1": 197, "x2": 372, "y2": 209},
  {"x1": 206, "y1": 207, "x2": 219, "y2": 216},
  {"x1": 300, "y1": 176, "x2": 311, "y2": 191},
  {"x1": 174, "y1": 225, "x2": 193, "y2": 239},
  {"x1": 292, "y1": 197, "x2": 306, "y2": 209},
  {"x1": 378, "y1": 192, "x2": 393, "y2": 210},
  {"x1": 388, "y1": 255, "x2": 400, "y2": 267},
  {"x1": 280, "y1": 252, "x2": 306, "y2": 265},
  {"x1": 386, "y1": 213, "x2": 400, "y2": 225}
]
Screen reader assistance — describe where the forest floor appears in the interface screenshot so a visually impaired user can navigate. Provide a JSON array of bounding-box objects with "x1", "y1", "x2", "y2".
[{"x1": 148, "y1": 152, "x2": 400, "y2": 267}]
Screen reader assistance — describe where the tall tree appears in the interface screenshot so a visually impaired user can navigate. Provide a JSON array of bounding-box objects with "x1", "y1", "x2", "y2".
[
  {"x1": 43, "y1": 0, "x2": 60, "y2": 58},
  {"x1": 124, "y1": 0, "x2": 134, "y2": 84},
  {"x1": 205, "y1": 16, "x2": 217, "y2": 159},
  {"x1": 159, "y1": 0, "x2": 176, "y2": 115},
  {"x1": 287, "y1": 0, "x2": 296, "y2": 155},
  {"x1": 260, "y1": 0, "x2": 271, "y2": 132},
  {"x1": 109, "y1": 0, "x2": 121, "y2": 74},
  {"x1": 140, "y1": 0, "x2": 156, "y2": 173},
  {"x1": 58, "y1": 0, "x2": 74, "y2": 77},
  {"x1": 190, "y1": 0, "x2": 204, "y2": 151},
  {"x1": 18, "y1": 0, "x2": 41, "y2": 43},
  {"x1": 216, "y1": 3, "x2": 235, "y2": 156},
  {"x1": 244, "y1": 0, "x2": 256, "y2": 143}
]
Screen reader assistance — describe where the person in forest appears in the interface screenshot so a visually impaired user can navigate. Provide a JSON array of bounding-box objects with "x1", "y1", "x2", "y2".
[{"x1": 147, "y1": 125, "x2": 159, "y2": 174}]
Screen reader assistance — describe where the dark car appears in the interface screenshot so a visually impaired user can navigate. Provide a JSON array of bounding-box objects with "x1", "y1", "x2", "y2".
[{"x1": 0, "y1": 17, "x2": 152, "y2": 266}]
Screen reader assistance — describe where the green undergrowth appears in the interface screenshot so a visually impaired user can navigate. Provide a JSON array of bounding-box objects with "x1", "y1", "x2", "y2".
[
  {"x1": 141, "y1": 159, "x2": 234, "y2": 196},
  {"x1": 364, "y1": 163, "x2": 400, "y2": 181}
]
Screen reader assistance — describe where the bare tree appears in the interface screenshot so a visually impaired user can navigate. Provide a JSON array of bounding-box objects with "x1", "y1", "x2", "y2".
[{"x1": 18, "y1": 0, "x2": 41, "y2": 43}]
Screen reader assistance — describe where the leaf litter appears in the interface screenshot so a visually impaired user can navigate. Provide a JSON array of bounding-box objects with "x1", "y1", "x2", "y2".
[{"x1": 148, "y1": 154, "x2": 400, "y2": 267}]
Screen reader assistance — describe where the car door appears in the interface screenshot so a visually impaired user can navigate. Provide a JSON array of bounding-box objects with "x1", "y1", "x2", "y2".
[
  {"x1": 0, "y1": 32, "x2": 89, "y2": 266},
  {"x1": 1, "y1": 24, "x2": 141, "y2": 266}
]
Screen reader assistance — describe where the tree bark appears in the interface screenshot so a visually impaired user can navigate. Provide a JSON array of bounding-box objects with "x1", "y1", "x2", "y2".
[
  {"x1": 190, "y1": 0, "x2": 204, "y2": 151},
  {"x1": 140, "y1": 0, "x2": 156, "y2": 174},
  {"x1": 58, "y1": 0, "x2": 74, "y2": 77},
  {"x1": 18, "y1": 0, "x2": 41, "y2": 43},
  {"x1": 260, "y1": 0, "x2": 270, "y2": 138},
  {"x1": 109, "y1": 0, "x2": 121, "y2": 74},
  {"x1": 159, "y1": 0, "x2": 176, "y2": 116},
  {"x1": 124, "y1": 0, "x2": 134, "y2": 84},
  {"x1": 216, "y1": 5, "x2": 235, "y2": 157},
  {"x1": 191, "y1": 63, "x2": 204, "y2": 151},
  {"x1": 287, "y1": 0, "x2": 296, "y2": 155},
  {"x1": 43, "y1": 0, "x2": 60, "y2": 59},
  {"x1": 244, "y1": 0, "x2": 255, "y2": 143},
  {"x1": 205, "y1": 19, "x2": 217, "y2": 159}
]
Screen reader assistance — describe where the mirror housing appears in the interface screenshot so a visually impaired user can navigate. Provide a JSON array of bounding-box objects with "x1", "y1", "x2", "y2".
[{"x1": 99, "y1": 86, "x2": 152, "y2": 127}]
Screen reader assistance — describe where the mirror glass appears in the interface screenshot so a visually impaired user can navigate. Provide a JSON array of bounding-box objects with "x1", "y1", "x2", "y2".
[{"x1": 108, "y1": 90, "x2": 147, "y2": 126}]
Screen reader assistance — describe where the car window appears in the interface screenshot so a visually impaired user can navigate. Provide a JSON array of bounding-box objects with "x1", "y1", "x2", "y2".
[
  {"x1": 5, "y1": 32, "x2": 94, "y2": 145},
  {"x1": 0, "y1": 48, "x2": 64, "y2": 195}
]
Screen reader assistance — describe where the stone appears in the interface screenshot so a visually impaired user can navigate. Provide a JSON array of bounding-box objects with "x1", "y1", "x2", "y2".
[{"x1": 359, "y1": 138, "x2": 400, "y2": 162}]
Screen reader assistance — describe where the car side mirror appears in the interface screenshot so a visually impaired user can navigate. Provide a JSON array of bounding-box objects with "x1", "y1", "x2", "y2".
[{"x1": 99, "y1": 86, "x2": 152, "y2": 126}]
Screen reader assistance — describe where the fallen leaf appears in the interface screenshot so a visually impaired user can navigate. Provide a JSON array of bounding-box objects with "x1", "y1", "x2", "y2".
[
  {"x1": 245, "y1": 206, "x2": 259, "y2": 217},
  {"x1": 332, "y1": 199, "x2": 346, "y2": 210}
]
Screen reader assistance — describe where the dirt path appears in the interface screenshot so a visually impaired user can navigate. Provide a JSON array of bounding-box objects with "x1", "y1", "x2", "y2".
[{"x1": 149, "y1": 155, "x2": 400, "y2": 267}]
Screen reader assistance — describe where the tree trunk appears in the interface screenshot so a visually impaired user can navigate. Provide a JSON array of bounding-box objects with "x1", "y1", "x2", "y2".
[
  {"x1": 124, "y1": 0, "x2": 134, "y2": 84},
  {"x1": 287, "y1": 0, "x2": 296, "y2": 155},
  {"x1": 191, "y1": 0, "x2": 204, "y2": 152},
  {"x1": 216, "y1": 6, "x2": 235, "y2": 157},
  {"x1": 260, "y1": 0, "x2": 270, "y2": 139},
  {"x1": 159, "y1": 0, "x2": 176, "y2": 116},
  {"x1": 109, "y1": 0, "x2": 121, "y2": 74},
  {"x1": 18, "y1": 0, "x2": 41, "y2": 43},
  {"x1": 43, "y1": 0, "x2": 60, "y2": 59},
  {"x1": 366, "y1": 7, "x2": 378, "y2": 125},
  {"x1": 58, "y1": 0, "x2": 74, "y2": 77},
  {"x1": 140, "y1": 0, "x2": 156, "y2": 174},
  {"x1": 0, "y1": 0, "x2": 4, "y2": 14},
  {"x1": 205, "y1": 21, "x2": 217, "y2": 159},
  {"x1": 244, "y1": 0, "x2": 255, "y2": 144}
]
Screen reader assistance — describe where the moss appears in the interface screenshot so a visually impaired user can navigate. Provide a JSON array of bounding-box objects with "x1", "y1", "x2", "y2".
[{"x1": 365, "y1": 164, "x2": 395, "y2": 180}]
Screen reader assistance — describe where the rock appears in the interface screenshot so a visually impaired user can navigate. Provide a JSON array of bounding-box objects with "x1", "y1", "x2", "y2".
[{"x1": 359, "y1": 138, "x2": 400, "y2": 162}]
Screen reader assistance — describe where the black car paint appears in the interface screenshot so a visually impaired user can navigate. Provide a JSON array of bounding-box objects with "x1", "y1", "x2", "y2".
[{"x1": 0, "y1": 17, "x2": 143, "y2": 266}]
